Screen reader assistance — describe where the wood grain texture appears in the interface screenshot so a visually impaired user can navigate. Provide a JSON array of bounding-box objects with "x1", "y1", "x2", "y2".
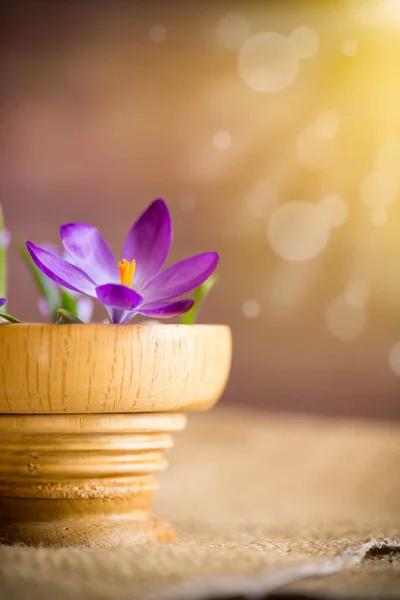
[
  {"x1": 0, "y1": 324, "x2": 232, "y2": 414},
  {"x1": 0, "y1": 413, "x2": 186, "y2": 547},
  {"x1": 0, "y1": 324, "x2": 231, "y2": 546}
]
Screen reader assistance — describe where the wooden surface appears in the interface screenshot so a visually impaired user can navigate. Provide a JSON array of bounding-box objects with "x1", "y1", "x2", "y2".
[
  {"x1": 0, "y1": 412, "x2": 186, "y2": 547},
  {"x1": 0, "y1": 324, "x2": 232, "y2": 414}
]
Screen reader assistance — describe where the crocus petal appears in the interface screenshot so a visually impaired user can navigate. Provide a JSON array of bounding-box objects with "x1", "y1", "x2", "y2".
[
  {"x1": 0, "y1": 298, "x2": 7, "y2": 308},
  {"x1": 96, "y1": 283, "x2": 143, "y2": 310},
  {"x1": 142, "y1": 252, "x2": 219, "y2": 302},
  {"x1": 122, "y1": 199, "x2": 172, "y2": 287},
  {"x1": 39, "y1": 241, "x2": 61, "y2": 256},
  {"x1": 139, "y1": 298, "x2": 195, "y2": 318},
  {"x1": 60, "y1": 223, "x2": 119, "y2": 285},
  {"x1": 26, "y1": 242, "x2": 97, "y2": 296},
  {"x1": 0, "y1": 230, "x2": 10, "y2": 250}
]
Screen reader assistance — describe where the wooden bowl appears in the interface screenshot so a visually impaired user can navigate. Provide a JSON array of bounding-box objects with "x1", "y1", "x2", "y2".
[{"x1": 0, "y1": 324, "x2": 232, "y2": 547}]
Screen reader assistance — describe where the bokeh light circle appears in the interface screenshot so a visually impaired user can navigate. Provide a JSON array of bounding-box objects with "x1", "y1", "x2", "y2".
[
  {"x1": 212, "y1": 131, "x2": 231, "y2": 150},
  {"x1": 325, "y1": 296, "x2": 366, "y2": 341},
  {"x1": 289, "y1": 26, "x2": 319, "y2": 59},
  {"x1": 267, "y1": 201, "x2": 330, "y2": 261},
  {"x1": 315, "y1": 111, "x2": 341, "y2": 139},
  {"x1": 360, "y1": 171, "x2": 398, "y2": 209},
  {"x1": 216, "y1": 13, "x2": 251, "y2": 50},
  {"x1": 344, "y1": 280, "x2": 370, "y2": 308},
  {"x1": 149, "y1": 25, "x2": 167, "y2": 43},
  {"x1": 242, "y1": 299, "x2": 260, "y2": 318},
  {"x1": 238, "y1": 32, "x2": 300, "y2": 92},
  {"x1": 342, "y1": 40, "x2": 358, "y2": 56}
]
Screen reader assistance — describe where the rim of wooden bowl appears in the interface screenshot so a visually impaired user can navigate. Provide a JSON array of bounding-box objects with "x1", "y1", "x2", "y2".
[{"x1": 0, "y1": 323, "x2": 232, "y2": 414}]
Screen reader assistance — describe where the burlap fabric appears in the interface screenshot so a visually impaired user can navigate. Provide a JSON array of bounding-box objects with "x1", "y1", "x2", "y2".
[{"x1": 0, "y1": 408, "x2": 399, "y2": 599}]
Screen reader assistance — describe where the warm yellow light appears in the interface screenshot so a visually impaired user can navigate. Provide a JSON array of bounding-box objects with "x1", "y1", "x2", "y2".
[
  {"x1": 353, "y1": 0, "x2": 400, "y2": 25},
  {"x1": 385, "y1": 0, "x2": 400, "y2": 15}
]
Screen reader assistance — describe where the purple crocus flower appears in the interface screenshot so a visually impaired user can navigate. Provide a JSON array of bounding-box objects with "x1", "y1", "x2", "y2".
[
  {"x1": 35, "y1": 242, "x2": 94, "y2": 323},
  {"x1": 0, "y1": 230, "x2": 10, "y2": 250},
  {"x1": 0, "y1": 298, "x2": 6, "y2": 308},
  {"x1": 26, "y1": 199, "x2": 219, "y2": 324}
]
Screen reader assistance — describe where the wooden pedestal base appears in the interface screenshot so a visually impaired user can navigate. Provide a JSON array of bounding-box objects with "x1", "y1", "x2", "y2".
[{"x1": 0, "y1": 412, "x2": 186, "y2": 547}]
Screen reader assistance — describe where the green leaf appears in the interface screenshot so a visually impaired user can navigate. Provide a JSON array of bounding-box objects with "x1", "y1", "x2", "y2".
[
  {"x1": 181, "y1": 273, "x2": 218, "y2": 325},
  {"x1": 18, "y1": 242, "x2": 60, "y2": 318},
  {"x1": 61, "y1": 289, "x2": 79, "y2": 318},
  {"x1": 0, "y1": 311, "x2": 21, "y2": 324},
  {"x1": 0, "y1": 204, "x2": 7, "y2": 301},
  {"x1": 55, "y1": 309, "x2": 84, "y2": 324}
]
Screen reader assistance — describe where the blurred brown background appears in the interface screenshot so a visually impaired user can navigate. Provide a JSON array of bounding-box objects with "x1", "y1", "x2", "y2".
[{"x1": 1, "y1": 0, "x2": 400, "y2": 419}]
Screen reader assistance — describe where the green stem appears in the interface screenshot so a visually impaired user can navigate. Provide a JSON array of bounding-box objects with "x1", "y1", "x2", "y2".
[
  {"x1": 61, "y1": 289, "x2": 78, "y2": 318},
  {"x1": 55, "y1": 309, "x2": 83, "y2": 324},
  {"x1": 181, "y1": 274, "x2": 218, "y2": 325}
]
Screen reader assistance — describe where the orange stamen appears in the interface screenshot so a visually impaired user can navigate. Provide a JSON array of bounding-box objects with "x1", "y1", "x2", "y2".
[{"x1": 118, "y1": 259, "x2": 136, "y2": 287}]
